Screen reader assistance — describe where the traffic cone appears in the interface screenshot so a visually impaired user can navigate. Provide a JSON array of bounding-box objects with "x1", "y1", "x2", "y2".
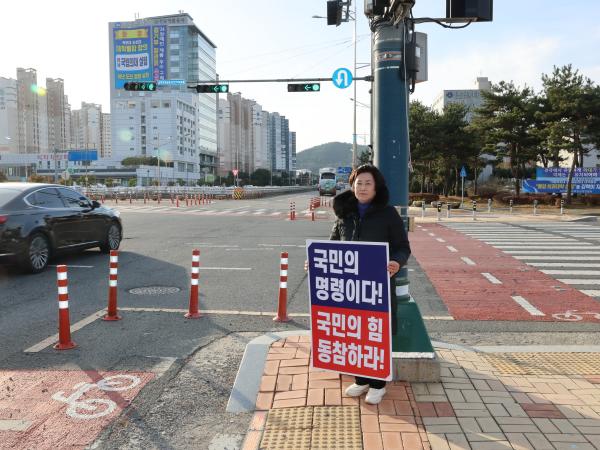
[{"x1": 273, "y1": 252, "x2": 290, "y2": 322}]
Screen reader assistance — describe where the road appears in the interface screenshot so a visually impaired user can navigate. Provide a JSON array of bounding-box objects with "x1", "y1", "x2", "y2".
[{"x1": 1, "y1": 191, "x2": 599, "y2": 449}]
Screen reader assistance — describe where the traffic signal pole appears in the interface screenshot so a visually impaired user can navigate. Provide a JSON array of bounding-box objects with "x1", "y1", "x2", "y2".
[{"x1": 372, "y1": 18, "x2": 439, "y2": 381}]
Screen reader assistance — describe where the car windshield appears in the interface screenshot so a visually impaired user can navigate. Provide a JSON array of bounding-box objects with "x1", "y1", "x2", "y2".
[{"x1": 0, "y1": 189, "x2": 21, "y2": 208}]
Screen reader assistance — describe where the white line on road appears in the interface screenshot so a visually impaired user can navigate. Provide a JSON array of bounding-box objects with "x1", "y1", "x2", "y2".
[
  {"x1": 558, "y1": 279, "x2": 600, "y2": 285},
  {"x1": 185, "y1": 244, "x2": 239, "y2": 248},
  {"x1": 447, "y1": 246, "x2": 458, "y2": 252},
  {"x1": 49, "y1": 265, "x2": 94, "y2": 268},
  {"x1": 582, "y1": 290, "x2": 600, "y2": 297},
  {"x1": 493, "y1": 244, "x2": 594, "y2": 248},
  {"x1": 504, "y1": 250, "x2": 600, "y2": 255},
  {"x1": 24, "y1": 310, "x2": 105, "y2": 353},
  {"x1": 542, "y1": 270, "x2": 600, "y2": 276},
  {"x1": 436, "y1": 238, "x2": 446, "y2": 243},
  {"x1": 0, "y1": 419, "x2": 32, "y2": 431},
  {"x1": 528, "y1": 262, "x2": 600, "y2": 268},
  {"x1": 461, "y1": 256, "x2": 476, "y2": 266},
  {"x1": 428, "y1": 233, "x2": 436, "y2": 237},
  {"x1": 514, "y1": 256, "x2": 600, "y2": 260},
  {"x1": 258, "y1": 244, "x2": 306, "y2": 247},
  {"x1": 481, "y1": 272, "x2": 502, "y2": 284},
  {"x1": 511, "y1": 295, "x2": 545, "y2": 316}
]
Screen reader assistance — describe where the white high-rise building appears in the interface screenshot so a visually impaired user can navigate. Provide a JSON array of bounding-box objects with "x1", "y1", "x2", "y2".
[
  {"x1": 46, "y1": 78, "x2": 69, "y2": 152},
  {"x1": 71, "y1": 102, "x2": 102, "y2": 151},
  {"x1": 109, "y1": 12, "x2": 217, "y2": 185},
  {"x1": 101, "y1": 113, "x2": 112, "y2": 158},
  {"x1": 0, "y1": 77, "x2": 18, "y2": 153},
  {"x1": 17, "y1": 68, "x2": 40, "y2": 154}
]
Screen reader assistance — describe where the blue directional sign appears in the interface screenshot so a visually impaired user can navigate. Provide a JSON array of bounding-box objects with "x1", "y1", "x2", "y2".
[
  {"x1": 332, "y1": 68, "x2": 353, "y2": 89},
  {"x1": 460, "y1": 166, "x2": 467, "y2": 178}
]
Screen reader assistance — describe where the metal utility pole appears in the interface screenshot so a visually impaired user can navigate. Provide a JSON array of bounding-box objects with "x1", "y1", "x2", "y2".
[
  {"x1": 53, "y1": 147, "x2": 59, "y2": 183},
  {"x1": 372, "y1": 21, "x2": 410, "y2": 214},
  {"x1": 352, "y1": 0, "x2": 358, "y2": 168}
]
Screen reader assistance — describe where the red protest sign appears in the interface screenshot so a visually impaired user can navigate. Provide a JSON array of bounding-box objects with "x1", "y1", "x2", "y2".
[{"x1": 307, "y1": 240, "x2": 392, "y2": 381}]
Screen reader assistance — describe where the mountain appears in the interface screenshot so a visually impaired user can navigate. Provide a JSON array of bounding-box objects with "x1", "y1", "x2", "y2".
[{"x1": 295, "y1": 142, "x2": 368, "y2": 173}]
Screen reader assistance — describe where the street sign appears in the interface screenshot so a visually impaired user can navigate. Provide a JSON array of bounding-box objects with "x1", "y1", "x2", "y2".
[
  {"x1": 157, "y1": 79, "x2": 185, "y2": 86},
  {"x1": 307, "y1": 240, "x2": 392, "y2": 381},
  {"x1": 232, "y1": 169, "x2": 239, "y2": 176},
  {"x1": 332, "y1": 68, "x2": 353, "y2": 89},
  {"x1": 337, "y1": 166, "x2": 352, "y2": 174},
  {"x1": 460, "y1": 166, "x2": 467, "y2": 178}
]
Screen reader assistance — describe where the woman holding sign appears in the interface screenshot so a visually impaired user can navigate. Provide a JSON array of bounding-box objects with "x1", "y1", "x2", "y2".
[{"x1": 331, "y1": 164, "x2": 411, "y2": 405}]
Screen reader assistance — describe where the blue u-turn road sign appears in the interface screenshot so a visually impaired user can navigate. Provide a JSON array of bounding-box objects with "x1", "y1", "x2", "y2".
[
  {"x1": 460, "y1": 166, "x2": 467, "y2": 178},
  {"x1": 332, "y1": 68, "x2": 353, "y2": 89}
]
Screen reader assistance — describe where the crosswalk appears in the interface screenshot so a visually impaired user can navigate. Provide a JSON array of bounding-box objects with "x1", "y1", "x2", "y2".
[
  {"x1": 109, "y1": 204, "x2": 332, "y2": 219},
  {"x1": 443, "y1": 222, "x2": 600, "y2": 300}
]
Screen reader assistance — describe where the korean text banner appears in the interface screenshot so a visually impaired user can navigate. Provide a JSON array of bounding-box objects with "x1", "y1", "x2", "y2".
[
  {"x1": 307, "y1": 240, "x2": 392, "y2": 381},
  {"x1": 114, "y1": 27, "x2": 152, "y2": 88}
]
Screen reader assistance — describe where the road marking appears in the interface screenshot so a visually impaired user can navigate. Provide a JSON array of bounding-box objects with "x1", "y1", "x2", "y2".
[
  {"x1": 511, "y1": 295, "x2": 545, "y2": 316},
  {"x1": 514, "y1": 256, "x2": 600, "y2": 260},
  {"x1": 184, "y1": 243, "x2": 239, "y2": 248},
  {"x1": 447, "y1": 246, "x2": 458, "y2": 252},
  {"x1": 436, "y1": 238, "x2": 446, "y2": 243},
  {"x1": 199, "y1": 267, "x2": 252, "y2": 270},
  {"x1": 558, "y1": 279, "x2": 600, "y2": 285},
  {"x1": 461, "y1": 256, "x2": 476, "y2": 266},
  {"x1": 504, "y1": 250, "x2": 600, "y2": 255},
  {"x1": 226, "y1": 248, "x2": 275, "y2": 251},
  {"x1": 0, "y1": 419, "x2": 32, "y2": 431},
  {"x1": 582, "y1": 290, "x2": 600, "y2": 297},
  {"x1": 24, "y1": 310, "x2": 105, "y2": 353},
  {"x1": 481, "y1": 272, "x2": 502, "y2": 284},
  {"x1": 258, "y1": 244, "x2": 306, "y2": 248},
  {"x1": 542, "y1": 269, "x2": 600, "y2": 276},
  {"x1": 49, "y1": 264, "x2": 94, "y2": 269},
  {"x1": 493, "y1": 244, "x2": 594, "y2": 248},
  {"x1": 119, "y1": 307, "x2": 311, "y2": 317},
  {"x1": 428, "y1": 233, "x2": 436, "y2": 237},
  {"x1": 528, "y1": 262, "x2": 600, "y2": 267}
]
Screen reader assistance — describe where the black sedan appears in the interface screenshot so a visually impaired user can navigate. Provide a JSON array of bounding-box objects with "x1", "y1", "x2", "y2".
[{"x1": 0, "y1": 183, "x2": 122, "y2": 273}]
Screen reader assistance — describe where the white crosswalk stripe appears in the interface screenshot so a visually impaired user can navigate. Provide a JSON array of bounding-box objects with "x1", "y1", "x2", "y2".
[{"x1": 444, "y1": 221, "x2": 600, "y2": 301}]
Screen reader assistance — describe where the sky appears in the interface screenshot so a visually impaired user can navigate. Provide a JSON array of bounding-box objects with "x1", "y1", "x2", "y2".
[{"x1": 1, "y1": 0, "x2": 599, "y2": 152}]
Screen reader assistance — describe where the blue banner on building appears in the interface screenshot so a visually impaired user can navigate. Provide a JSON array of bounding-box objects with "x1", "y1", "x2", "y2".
[
  {"x1": 152, "y1": 25, "x2": 167, "y2": 82},
  {"x1": 68, "y1": 150, "x2": 98, "y2": 162},
  {"x1": 114, "y1": 27, "x2": 153, "y2": 88},
  {"x1": 536, "y1": 167, "x2": 600, "y2": 179},
  {"x1": 307, "y1": 240, "x2": 392, "y2": 381}
]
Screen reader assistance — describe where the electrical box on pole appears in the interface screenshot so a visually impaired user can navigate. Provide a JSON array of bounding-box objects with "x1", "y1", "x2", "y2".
[{"x1": 446, "y1": 0, "x2": 493, "y2": 21}]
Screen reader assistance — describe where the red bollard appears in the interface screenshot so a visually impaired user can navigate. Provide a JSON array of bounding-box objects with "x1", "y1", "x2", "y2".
[
  {"x1": 273, "y1": 252, "x2": 290, "y2": 322},
  {"x1": 129, "y1": 194, "x2": 132, "y2": 204},
  {"x1": 311, "y1": 211, "x2": 315, "y2": 221},
  {"x1": 54, "y1": 265, "x2": 77, "y2": 350},
  {"x1": 171, "y1": 194, "x2": 174, "y2": 204},
  {"x1": 158, "y1": 194, "x2": 161, "y2": 204},
  {"x1": 176, "y1": 196, "x2": 180, "y2": 207},
  {"x1": 185, "y1": 249, "x2": 202, "y2": 319},
  {"x1": 186, "y1": 195, "x2": 189, "y2": 207},
  {"x1": 103, "y1": 250, "x2": 121, "y2": 321},
  {"x1": 289, "y1": 201, "x2": 294, "y2": 220},
  {"x1": 101, "y1": 195, "x2": 105, "y2": 204}
]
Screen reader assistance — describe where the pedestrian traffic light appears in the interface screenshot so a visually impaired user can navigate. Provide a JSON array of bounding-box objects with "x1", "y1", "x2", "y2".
[
  {"x1": 123, "y1": 82, "x2": 156, "y2": 91},
  {"x1": 196, "y1": 84, "x2": 229, "y2": 93},
  {"x1": 327, "y1": 0, "x2": 343, "y2": 26},
  {"x1": 287, "y1": 83, "x2": 321, "y2": 93}
]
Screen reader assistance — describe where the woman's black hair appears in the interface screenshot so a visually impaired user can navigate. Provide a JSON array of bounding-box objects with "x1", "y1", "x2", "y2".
[{"x1": 348, "y1": 164, "x2": 389, "y2": 206}]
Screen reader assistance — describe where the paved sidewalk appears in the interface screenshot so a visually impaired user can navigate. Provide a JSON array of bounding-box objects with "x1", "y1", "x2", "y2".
[{"x1": 240, "y1": 335, "x2": 600, "y2": 450}]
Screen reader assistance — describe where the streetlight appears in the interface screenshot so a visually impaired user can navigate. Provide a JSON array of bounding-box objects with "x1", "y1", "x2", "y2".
[
  {"x1": 314, "y1": 0, "x2": 358, "y2": 167},
  {"x1": 153, "y1": 134, "x2": 172, "y2": 187}
]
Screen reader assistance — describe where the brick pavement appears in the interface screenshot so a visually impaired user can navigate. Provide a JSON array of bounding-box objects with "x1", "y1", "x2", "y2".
[{"x1": 241, "y1": 336, "x2": 600, "y2": 450}]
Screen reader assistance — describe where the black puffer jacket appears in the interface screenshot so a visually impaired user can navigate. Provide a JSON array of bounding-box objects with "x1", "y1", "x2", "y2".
[{"x1": 330, "y1": 189, "x2": 411, "y2": 267}]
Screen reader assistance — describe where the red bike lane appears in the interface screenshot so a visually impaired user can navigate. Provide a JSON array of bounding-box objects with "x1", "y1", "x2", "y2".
[
  {"x1": 0, "y1": 369, "x2": 153, "y2": 449},
  {"x1": 411, "y1": 224, "x2": 600, "y2": 322}
]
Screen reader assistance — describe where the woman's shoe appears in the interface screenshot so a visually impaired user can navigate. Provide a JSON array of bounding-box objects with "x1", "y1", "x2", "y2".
[
  {"x1": 365, "y1": 387, "x2": 386, "y2": 404},
  {"x1": 344, "y1": 383, "x2": 370, "y2": 397}
]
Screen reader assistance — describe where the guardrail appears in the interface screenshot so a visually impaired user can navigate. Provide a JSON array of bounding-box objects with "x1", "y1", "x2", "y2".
[{"x1": 78, "y1": 185, "x2": 315, "y2": 200}]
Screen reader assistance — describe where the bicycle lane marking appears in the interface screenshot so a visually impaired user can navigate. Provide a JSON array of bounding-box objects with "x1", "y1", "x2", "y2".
[
  {"x1": 410, "y1": 223, "x2": 600, "y2": 322},
  {"x1": 0, "y1": 370, "x2": 154, "y2": 449}
]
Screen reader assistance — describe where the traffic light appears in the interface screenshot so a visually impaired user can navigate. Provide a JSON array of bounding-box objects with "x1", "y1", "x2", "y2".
[
  {"x1": 287, "y1": 83, "x2": 321, "y2": 93},
  {"x1": 446, "y1": 0, "x2": 493, "y2": 22},
  {"x1": 327, "y1": 0, "x2": 343, "y2": 26},
  {"x1": 196, "y1": 84, "x2": 229, "y2": 93},
  {"x1": 123, "y1": 81, "x2": 156, "y2": 91}
]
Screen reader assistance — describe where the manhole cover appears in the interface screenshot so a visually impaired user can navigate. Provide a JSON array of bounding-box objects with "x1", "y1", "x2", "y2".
[{"x1": 129, "y1": 286, "x2": 181, "y2": 295}]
